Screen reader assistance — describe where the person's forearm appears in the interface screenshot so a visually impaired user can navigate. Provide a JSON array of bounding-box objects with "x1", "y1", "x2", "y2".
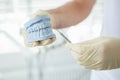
[{"x1": 47, "y1": 0, "x2": 96, "y2": 29}]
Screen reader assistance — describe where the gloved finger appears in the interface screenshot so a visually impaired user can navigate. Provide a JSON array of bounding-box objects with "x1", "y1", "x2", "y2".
[
  {"x1": 66, "y1": 43, "x2": 91, "y2": 54},
  {"x1": 40, "y1": 38, "x2": 56, "y2": 46},
  {"x1": 78, "y1": 44, "x2": 108, "y2": 70},
  {"x1": 66, "y1": 42, "x2": 103, "y2": 68},
  {"x1": 66, "y1": 43, "x2": 94, "y2": 62},
  {"x1": 73, "y1": 54, "x2": 104, "y2": 70},
  {"x1": 68, "y1": 45, "x2": 103, "y2": 70},
  {"x1": 24, "y1": 41, "x2": 40, "y2": 47},
  {"x1": 83, "y1": 63, "x2": 104, "y2": 70}
]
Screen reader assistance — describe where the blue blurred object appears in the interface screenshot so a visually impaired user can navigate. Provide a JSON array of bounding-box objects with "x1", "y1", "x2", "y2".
[{"x1": 24, "y1": 15, "x2": 56, "y2": 42}]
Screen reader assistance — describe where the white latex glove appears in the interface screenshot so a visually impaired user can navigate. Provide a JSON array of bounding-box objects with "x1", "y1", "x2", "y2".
[
  {"x1": 21, "y1": 10, "x2": 56, "y2": 47},
  {"x1": 66, "y1": 37, "x2": 120, "y2": 70}
]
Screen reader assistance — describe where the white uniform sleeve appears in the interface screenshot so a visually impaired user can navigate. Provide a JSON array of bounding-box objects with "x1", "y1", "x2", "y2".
[
  {"x1": 92, "y1": 0, "x2": 120, "y2": 80},
  {"x1": 101, "y1": 0, "x2": 120, "y2": 38}
]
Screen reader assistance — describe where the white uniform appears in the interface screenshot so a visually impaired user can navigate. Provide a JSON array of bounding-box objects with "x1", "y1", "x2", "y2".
[
  {"x1": 102, "y1": 0, "x2": 120, "y2": 38},
  {"x1": 67, "y1": 0, "x2": 120, "y2": 80},
  {"x1": 91, "y1": 0, "x2": 120, "y2": 80}
]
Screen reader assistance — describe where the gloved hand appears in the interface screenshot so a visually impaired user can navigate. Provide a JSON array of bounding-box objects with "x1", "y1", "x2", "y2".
[
  {"x1": 21, "y1": 10, "x2": 56, "y2": 47},
  {"x1": 66, "y1": 36, "x2": 120, "y2": 70}
]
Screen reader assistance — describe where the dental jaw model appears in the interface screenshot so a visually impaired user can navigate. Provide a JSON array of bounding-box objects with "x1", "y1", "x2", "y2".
[{"x1": 23, "y1": 15, "x2": 56, "y2": 47}]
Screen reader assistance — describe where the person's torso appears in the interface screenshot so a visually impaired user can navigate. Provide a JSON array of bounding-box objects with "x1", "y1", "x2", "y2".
[
  {"x1": 92, "y1": 0, "x2": 120, "y2": 80},
  {"x1": 101, "y1": 0, "x2": 120, "y2": 38},
  {"x1": 67, "y1": 0, "x2": 120, "y2": 80}
]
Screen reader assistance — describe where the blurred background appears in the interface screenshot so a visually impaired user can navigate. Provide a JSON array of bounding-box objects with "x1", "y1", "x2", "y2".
[{"x1": 0, "y1": 0, "x2": 103, "y2": 80}]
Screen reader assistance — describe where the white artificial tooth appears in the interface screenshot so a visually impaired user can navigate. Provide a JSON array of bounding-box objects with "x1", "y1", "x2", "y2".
[
  {"x1": 36, "y1": 24, "x2": 39, "y2": 40},
  {"x1": 36, "y1": 26, "x2": 39, "y2": 39},
  {"x1": 46, "y1": 27, "x2": 49, "y2": 35},
  {"x1": 34, "y1": 27, "x2": 37, "y2": 40},
  {"x1": 31, "y1": 26, "x2": 35, "y2": 40},
  {"x1": 39, "y1": 24, "x2": 42, "y2": 38},
  {"x1": 35, "y1": 24, "x2": 38, "y2": 39}
]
